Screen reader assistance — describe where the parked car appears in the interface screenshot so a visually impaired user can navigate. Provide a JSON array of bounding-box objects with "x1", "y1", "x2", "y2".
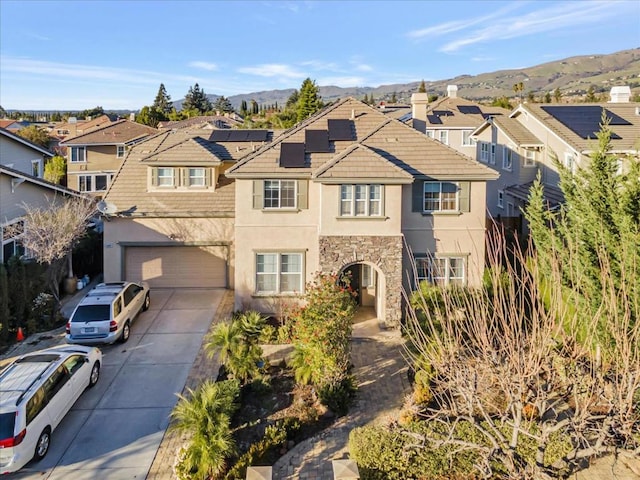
[
  {"x1": 0, "y1": 345, "x2": 102, "y2": 474},
  {"x1": 66, "y1": 281, "x2": 150, "y2": 345}
]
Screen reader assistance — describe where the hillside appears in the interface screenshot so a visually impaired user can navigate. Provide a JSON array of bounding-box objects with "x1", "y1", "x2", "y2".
[{"x1": 177, "y1": 48, "x2": 639, "y2": 110}]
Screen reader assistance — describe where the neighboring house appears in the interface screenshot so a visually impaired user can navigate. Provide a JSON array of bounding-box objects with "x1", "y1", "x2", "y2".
[
  {"x1": 0, "y1": 126, "x2": 54, "y2": 179},
  {"x1": 472, "y1": 86, "x2": 640, "y2": 231},
  {"x1": 50, "y1": 114, "x2": 115, "y2": 140},
  {"x1": 0, "y1": 165, "x2": 82, "y2": 263},
  {"x1": 0, "y1": 120, "x2": 22, "y2": 133},
  {"x1": 226, "y1": 97, "x2": 497, "y2": 324},
  {"x1": 61, "y1": 120, "x2": 158, "y2": 196},
  {"x1": 158, "y1": 115, "x2": 242, "y2": 131},
  {"x1": 410, "y1": 86, "x2": 509, "y2": 156},
  {"x1": 101, "y1": 128, "x2": 273, "y2": 289}
]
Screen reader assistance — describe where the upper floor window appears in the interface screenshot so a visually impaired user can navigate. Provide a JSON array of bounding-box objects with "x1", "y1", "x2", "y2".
[
  {"x1": 31, "y1": 160, "x2": 42, "y2": 178},
  {"x1": 480, "y1": 142, "x2": 489, "y2": 162},
  {"x1": 2, "y1": 219, "x2": 27, "y2": 263},
  {"x1": 523, "y1": 149, "x2": 536, "y2": 167},
  {"x1": 502, "y1": 147, "x2": 514, "y2": 171},
  {"x1": 490, "y1": 144, "x2": 496, "y2": 165},
  {"x1": 255, "y1": 252, "x2": 303, "y2": 294},
  {"x1": 423, "y1": 181, "x2": 458, "y2": 212},
  {"x1": 438, "y1": 130, "x2": 449, "y2": 145},
  {"x1": 187, "y1": 167, "x2": 206, "y2": 187},
  {"x1": 70, "y1": 146, "x2": 86, "y2": 163},
  {"x1": 340, "y1": 184, "x2": 382, "y2": 217},
  {"x1": 116, "y1": 145, "x2": 126, "y2": 158},
  {"x1": 461, "y1": 130, "x2": 474, "y2": 146},
  {"x1": 563, "y1": 152, "x2": 576, "y2": 174},
  {"x1": 497, "y1": 190, "x2": 504, "y2": 209},
  {"x1": 425, "y1": 130, "x2": 434, "y2": 139},
  {"x1": 264, "y1": 180, "x2": 296, "y2": 209},
  {"x1": 157, "y1": 167, "x2": 176, "y2": 187},
  {"x1": 415, "y1": 256, "x2": 466, "y2": 287}
]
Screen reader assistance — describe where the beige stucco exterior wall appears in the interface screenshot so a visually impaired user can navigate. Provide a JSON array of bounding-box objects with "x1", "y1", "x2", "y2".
[
  {"x1": 401, "y1": 181, "x2": 488, "y2": 287},
  {"x1": 103, "y1": 216, "x2": 235, "y2": 286},
  {"x1": 67, "y1": 145, "x2": 122, "y2": 191},
  {"x1": 233, "y1": 178, "x2": 320, "y2": 312}
]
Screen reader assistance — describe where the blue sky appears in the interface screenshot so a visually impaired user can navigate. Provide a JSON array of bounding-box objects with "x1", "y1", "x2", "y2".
[{"x1": 1, "y1": 0, "x2": 638, "y2": 110}]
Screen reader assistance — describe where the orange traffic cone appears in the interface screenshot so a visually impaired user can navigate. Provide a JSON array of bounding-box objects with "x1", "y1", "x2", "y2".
[{"x1": 16, "y1": 327, "x2": 24, "y2": 342}]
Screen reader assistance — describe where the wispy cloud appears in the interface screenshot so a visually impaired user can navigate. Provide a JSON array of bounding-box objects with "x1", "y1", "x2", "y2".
[
  {"x1": 300, "y1": 60, "x2": 340, "y2": 71},
  {"x1": 237, "y1": 63, "x2": 305, "y2": 78},
  {"x1": 438, "y1": 1, "x2": 619, "y2": 53},
  {"x1": 188, "y1": 61, "x2": 217, "y2": 71},
  {"x1": 1, "y1": 56, "x2": 198, "y2": 86}
]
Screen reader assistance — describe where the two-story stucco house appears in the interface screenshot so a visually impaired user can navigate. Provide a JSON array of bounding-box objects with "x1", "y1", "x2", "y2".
[
  {"x1": 472, "y1": 86, "x2": 640, "y2": 231},
  {"x1": 101, "y1": 98, "x2": 497, "y2": 326},
  {"x1": 226, "y1": 97, "x2": 498, "y2": 324},
  {"x1": 61, "y1": 120, "x2": 158, "y2": 195}
]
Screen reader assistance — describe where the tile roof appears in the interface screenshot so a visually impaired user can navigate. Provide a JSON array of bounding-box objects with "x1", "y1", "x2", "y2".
[
  {"x1": 228, "y1": 97, "x2": 498, "y2": 181},
  {"x1": 158, "y1": 115, "x2": 242, "y2": 130},
  {"x1": 1, "y1": 164, "x2": 83, "y2": 197},
  {"x1": 514, "y1": 102, "x2": 640, "y2": 153},
  {"x1": 103, "y1": 127, "x2": 275, "y2": 217},
  {"x1": 424, "y1": 96, "x2": 511, "y2": 129},
  {"x1": 473, "y1": 116, "x2": 544, "y2": 147},
  {"x1": 61, "y1": 120, "x2": 158, "y2": 146}
]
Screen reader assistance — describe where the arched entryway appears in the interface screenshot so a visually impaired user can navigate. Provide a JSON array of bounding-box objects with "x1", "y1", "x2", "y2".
[{"x1": 340, "y1": 261, "x2": 385, "y2": 321}]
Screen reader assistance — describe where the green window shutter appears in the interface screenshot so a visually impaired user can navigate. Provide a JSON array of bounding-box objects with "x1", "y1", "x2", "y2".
[
  {"x1": 297, "y1": 180, "x2": 308, "y2": 209},
  {"x1": 458, "y1": 181, "x2": 470, "y2": 212},
  {"x1": 151, "y1": 168, "x2": 158, "y2": 186},
  {"x1": 253, "y1": 180, "x2": 264, "y2": 209},
  {"x1": 412, "y1": 180, "x2": 424, "y2": 212}
]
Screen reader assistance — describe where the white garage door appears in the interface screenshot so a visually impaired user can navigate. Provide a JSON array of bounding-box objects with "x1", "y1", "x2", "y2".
[{"x1": 125, "y1": 246, "x2": 227, "y2": 288}]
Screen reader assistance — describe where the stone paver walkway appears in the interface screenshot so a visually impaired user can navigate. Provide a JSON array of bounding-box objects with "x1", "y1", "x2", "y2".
[{"x1": 273, "y1": 312, "x2": 412, "y2": 479}]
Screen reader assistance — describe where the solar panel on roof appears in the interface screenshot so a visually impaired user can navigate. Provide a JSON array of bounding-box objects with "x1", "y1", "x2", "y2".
[
  {"x1": 432, "y1": 110, "x2": 453, "y2": 116},
  {"x1": 427, "y1": 115, "x2": 442, "y2": 125},
  {"x1": 457, "y1": 105, "x2": 482, "y2": 115},
  {"x1": 541, "y1": 106, "x2": 628, "y2": 139},
  {"x1": 279, "y1": 143, "x2": 306, "y2": 168},
  {"x1": 210, "y1": 130, "x2": 269, "y2": 142},
  {"x1": 247, "y1": 130, "x2": 268, "y2": 142},
  {"x1": 328, "y1": 119, "x2": 353, "y2": 140},
  {"x1": 305, "y1": 129, "x2": 330, "y2": 152},
  {"x1": 210, "y1": 130, "x2": 231, "y2": 141}
]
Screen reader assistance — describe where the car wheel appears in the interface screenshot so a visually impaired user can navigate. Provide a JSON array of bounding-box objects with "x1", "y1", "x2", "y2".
[
  {"x1": 34, "y1": 427, "x2": 51, "y2": 461},
  {"x1": 89, "y1": 361, "x2": 100, "y2": 387},
  {"x1": 120, "y1": 321, "x2": 130, "y2": 343},
  {"x1": 142, "y1": 293, "x2": 150, "y2": 312}
]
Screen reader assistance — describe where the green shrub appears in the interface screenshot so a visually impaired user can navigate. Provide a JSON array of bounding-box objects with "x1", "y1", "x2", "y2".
[
  {"x1": 318, "y1": 375, "x2": 357, "y2": 416},
  {"x1": 258, "y1": 324, "x2": 277, "y2": 344}
]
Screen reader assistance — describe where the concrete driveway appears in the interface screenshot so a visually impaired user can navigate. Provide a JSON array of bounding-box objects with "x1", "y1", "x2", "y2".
[{"x1": 11, "y1": 289, "x2": 224, "y2": 480}]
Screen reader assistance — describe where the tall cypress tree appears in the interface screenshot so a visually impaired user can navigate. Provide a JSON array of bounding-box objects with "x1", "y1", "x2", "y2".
[
  {"x1": 152, "y1": 83, "x2": 173, "y2": 115},
  {"x1": 296, "y1": 78, "x2": 322, "y2": 122}
]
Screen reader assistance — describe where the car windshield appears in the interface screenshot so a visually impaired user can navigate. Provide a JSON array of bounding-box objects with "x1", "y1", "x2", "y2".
[
  {"x1": 0, "y1": 412, "x2": 15, "y2": 441},
  {"x1": 71, "y1": 305, "x2": 111, "y2": 323}
]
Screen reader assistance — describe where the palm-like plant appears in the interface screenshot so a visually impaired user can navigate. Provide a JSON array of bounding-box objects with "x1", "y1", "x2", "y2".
[
  {"x1": 206, "y1": 321, "x2": 242, "y2": 365},
  {"x1": 170, "y1": 380, "x2": 239, "y2": 480}
]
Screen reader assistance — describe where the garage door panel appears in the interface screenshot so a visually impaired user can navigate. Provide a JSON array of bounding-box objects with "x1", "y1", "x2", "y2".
[{"x1": 125, "y1": 246, "x2": 226, "y2": 288}]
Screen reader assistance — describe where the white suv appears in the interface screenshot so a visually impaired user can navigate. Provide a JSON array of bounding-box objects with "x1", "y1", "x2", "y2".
[
  {"x1": 0, "y1": 345, "x2": 102, "y2": 474},
  {"x1": 66, "y1": 281, "x2": 150, "y2": 345}
]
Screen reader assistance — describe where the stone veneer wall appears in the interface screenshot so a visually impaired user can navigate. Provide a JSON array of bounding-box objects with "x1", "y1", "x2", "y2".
[{"x1": 319, "y1": 235, "x2": 403, "y2": 326}]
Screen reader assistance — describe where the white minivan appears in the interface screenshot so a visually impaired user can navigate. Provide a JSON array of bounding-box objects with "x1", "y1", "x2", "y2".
[{"x1": 0, "y1": 345, "x2": 102, "y2": 474}]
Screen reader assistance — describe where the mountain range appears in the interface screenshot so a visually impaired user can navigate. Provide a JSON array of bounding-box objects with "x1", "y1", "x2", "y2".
[{"x1": 176, "y1": 48, "x2": 639, "y2": 110}]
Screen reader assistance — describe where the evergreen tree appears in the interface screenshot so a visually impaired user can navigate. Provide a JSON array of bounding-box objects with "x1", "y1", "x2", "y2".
[
  {"x1": 296, "y1": 78, "x2": 322, "y2": 122},
  {"x1": 544, "y1": 92, "x2": 552, "y2": 103},
  {"x1": 553, "y1": 87, "x2": 562, "y2": 103},
  {"x1": 251, "y1": 100, "x2": 259, "y2": 115},
  {"x1": 51, "y1": 111, "x2": 62, "y2": 122},
  {"x1": 285, "y1": 90, "x2": 299, "y2": 109},
  {"x1": 363, "y1": 94, "x2": 369, "y2": 104},
  {"x1": 182, "y1": 83, "x2": 212, "y2": 114},
  {"x1": 240, "y1": 100, "x2": 248, "y2": 116},
  {"x1": 526, "y1": 91, "x2": 535, "y2": 102},
  {"x1": 585, "y1": 85, "x2": 598, "y2": 102},
  {"x1": 370, "y1": 93, "x2": 375, "y2": 105},
  {"x1": 152, "y1": 83, "x2": 172, "y2": 115},
  {"x1": 213, "y1": 96, "x2": 234, "y2": 113},
  {"x1": 418, "y1": 80, "x2": 427, "y2": 93},
  {"x1": 526, "y1": 116, "x2": 640, "y2": 323},
  {"x1": 391, "y1": 92, "x2": 398, "y2": 103},
  {"x1": 135, "y1": 106, "x2": 164, "y2": 128}
]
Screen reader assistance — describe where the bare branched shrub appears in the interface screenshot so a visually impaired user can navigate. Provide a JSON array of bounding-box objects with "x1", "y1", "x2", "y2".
[
  {"x1": 402, "y1": 227, "x2": 639, "y2": 479},
  {"x1": 7, "y1": 196, "x2": 96, "y2": 305}
]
